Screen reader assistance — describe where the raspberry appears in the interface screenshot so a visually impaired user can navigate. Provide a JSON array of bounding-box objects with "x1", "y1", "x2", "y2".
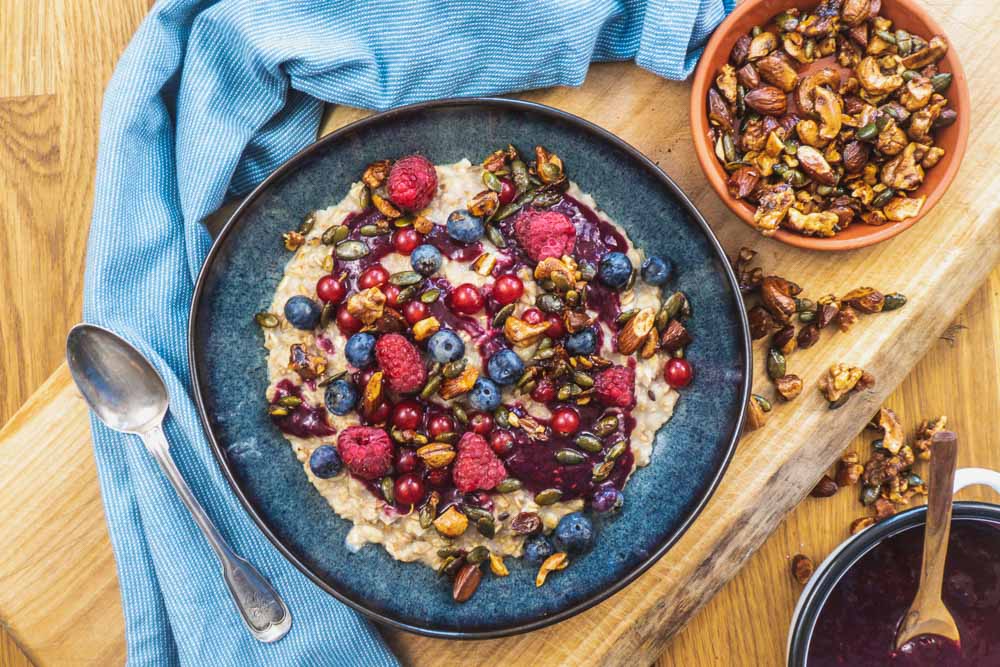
[
  {"x1": 337, "y1": 426, "x2": 393, "y2": 480},
  {"x1": 594, "y1": 365, "x2": 635, "y2": 408},
  {"x1": 513, "y1": 208, "x2": 576, "y2": 262},
  {"x1": 452, "y1": 432, "x2": 507, "y2": 492},
  {"x1": 386, "y1": 155, "x2": 438, "y2": 211},
  {"x1": 375, "y1": 333, "x2": 426, "y2": 393}
]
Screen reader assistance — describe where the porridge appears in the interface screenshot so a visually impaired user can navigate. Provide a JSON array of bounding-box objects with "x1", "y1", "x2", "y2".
[{"x1": 258, "y1": 145, "x2": 694, "y2": 599}]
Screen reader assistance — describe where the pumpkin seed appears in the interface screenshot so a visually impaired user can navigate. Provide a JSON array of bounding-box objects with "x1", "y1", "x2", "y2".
[
  {"x1": 380, "y1": 477, "x2": 395, "y2": 504},
  {"x1": 420, "y1": 504, "x2": 435, "y2": 528},
  {"x1": 540, "y1": 279, "x2": 556, "y2": 292},
  {"x1": 857, "y1": 122, "x2": 878, "y2": 142},
  {"x1": 485, "y1": 224, "x2": 507, "y2": 248},
  {"x1": 616, "y1": 309, "x2": 638, "y2": 327},
  {"x1": 901, "y1": 69, "x2": 920, "y2": 82},
  {"x1": 420, "y1": 374, "x2": 442, "y2": 400},
  {"x1": 871, "y1": 188, "x2": 895, "y2": 209},
  {"x1": 594, "y1": 414, "x2": 620, "y2": 437},
  {"x1": 475, "y1": 516, "x2": 496, "y2": 539},
  {"x1": 496, "y1": 478, "x2": 522, "y2": 493},
  {"x1": 255, "y1": 312, "x2": 279, "y2": 328},
  {"x1": 438, "y1": 555, "x2": 459, "y2": 576},
  {"x1": 494, "y1": 406, "x2": 510, "y2": 428},
  {"x1": 317, "y1": 370, "x2": 347, "y2": 387},
  {"x1": 860, "y1": 485, "x2": 880, "y2": 506},
  {"x1": 322, "y1": 225, "x2": 345, "y2": 245},
  {"x1": 511, "y1": 159, "x2": 530, "y2": 192},
  {"x1": 875, "y1": 29, "x2": 896, "y2": 44},
  {"x1": 573, "y1": 371, "x2": 594, "y2": 389},
  {"x1": 298, "y1": 213, "x2": 315, "y2": 236},
  {"x1": 535, "y1": 489, "x2": 563, "y2": 505},
  {"x1": 579, "y1": 260, "x2": 597, "y2": 282},
  {"x1": 722, "y1": 132, "x2": 737, "y2": 164},
  {"x1": 437, "y1": 547, "x2": 461, "y2": 559},
  {"x1": 606, "y1": 438, "x2": 627, "y2": 461},
  {"x1": 420, "y1": 288, "x2": 441, "y2": 304},
  {"x1": 752, "y1": 394, "x2": 772, "y2": 412},
  {"x1": 798, "y1": 310, "x2": 816, "y2": 323},
  {"x1": 268, "y1": 405, "x2": 289, "y2": 417},
  {"x1": 395, "y1": 285, "x2": 418, "y2": 304},
  {"x1": 393, "y1": 217, "x2": 413, "y2": 228},
  {"x1": 537, "y1": 293, "x2": 565, "y2": 314},
  {"x1": 443, "y1": 359, "x2": 467, "y2": 379},
  {"x1": 572, "y1": 434, "x2": 601, "y2": 454},
  {"x1": 359, "y1": 224, "x2": 380, "y2": 237},
  {"x1": 592, "y1": 460, "x2": 614, "y2": 482},
  {"x1": 883, "y1": 293, "x2": 907, "y2": 311},
  {"x1": 624, "y1": 268, "x2": 637, "y2": 291},
  {"x1": 435, "y1": 431, "x2": 458, "y2": 444},
  {"x1": 661, "y1": 292, "x2": 686, "y2": 321},
  {"x1": 463, "y1": 506, "x2": 491, "y2": 523},
  {"x1": 555, "y1": 449, "x2": 586, "y2": 465},
  {"x1": 766, "y1": 348, "x2": 786, "y2": 380},
  {"x1": 482, "y1": 171, "x2": 503, "y2": 192},
  {"x1": 335, "y1": 240, "x2": 369, "y2": 260},
  {"x1": 557, "y1": 384, "x2": 580, "y2": 401},
  {"x1": 277, "y1": 395, "x2": 302, "y2": 408},
  {"x1": 931, "y1": 72, "x2": 952, "y2": 92},
  {"x1": 389, "y1": 270, "x2": 422, "y2": 287},
  {"x1": 320, "y1": 302, "x2": 335, "y2": 328},
  {"x1": 452, "y1": 404, "x2": 469, "y2": 424},
  {"x1": 906, "y1": 472, "x2": 924, "y2": 488},
  {"x1": 358, "y1": 186, "x2": 371, "y2": 209},
  {"x1": 532, "y1": 188, "x2": 562, "y2": 209},
  {"x1": 492, "y1": 303, "x2": 515, "y2": 328}
]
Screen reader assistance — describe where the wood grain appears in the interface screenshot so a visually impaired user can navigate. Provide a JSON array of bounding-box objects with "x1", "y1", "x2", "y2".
[{"x1": 1, "y1": 0, "x2": 998, "y2": 665}]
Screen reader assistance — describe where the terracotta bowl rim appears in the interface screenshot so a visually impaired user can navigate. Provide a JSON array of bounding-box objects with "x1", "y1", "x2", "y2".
[{"x1": 690, "y1": 0, "x2": 971, "y2": 251}]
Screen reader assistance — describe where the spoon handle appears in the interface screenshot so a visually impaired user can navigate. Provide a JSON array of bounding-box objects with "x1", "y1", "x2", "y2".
[
  {"x1": 918, "y1": 432, "x2": 958, "y2": 601},
  {"x1": 140, "y1": 425, "x2": 292, "y2": 643}
]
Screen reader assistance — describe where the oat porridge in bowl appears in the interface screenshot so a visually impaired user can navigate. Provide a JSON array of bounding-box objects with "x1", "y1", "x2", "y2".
[
  {"x1": 190, "y1": 98, "x2": 749, "y2": 637},
  {"x1": 259, "y1": 146, "x2": 696, "y2": 599}
]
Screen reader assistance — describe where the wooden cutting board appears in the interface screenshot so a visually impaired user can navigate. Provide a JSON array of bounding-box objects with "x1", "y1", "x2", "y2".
[{"x1": 1, "y1": 0, "x2": 998, "y2": 664}]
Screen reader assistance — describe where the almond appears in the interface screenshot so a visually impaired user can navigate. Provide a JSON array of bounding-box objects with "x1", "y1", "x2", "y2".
[
  {"x1": 617, "y1": 307, "x2": 655, "y2": 355},
  {"x1": 744, "y1": 86, "x2": 787, "y2": 115}
]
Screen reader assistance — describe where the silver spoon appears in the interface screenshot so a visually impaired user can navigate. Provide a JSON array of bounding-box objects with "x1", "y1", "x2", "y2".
[
  {"x1": 66, "y1": 323, "x2": 292, "y2": 643},
  {"x1": 895, "y1": 430, "x2": 960, "y2": 650}
]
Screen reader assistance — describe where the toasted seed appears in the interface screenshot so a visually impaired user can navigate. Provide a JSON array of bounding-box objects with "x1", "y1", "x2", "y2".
[
  {"x1": 575, "y1": 433, "x2": 603, "y2": 453},
  {"x1": 752, "y1": 393, "x2": 772, "y2": 412},
  {"x1": 255, "y1": 312, "x2": 279, "y2": 328},
  {"x1": 452, "y1": 563, "x2": 482, "y2": 602},
  {"x1": 438, "y1": 555, "x2": 458, "y2": 576},
  {"x1": 860, "y1": 485, "x2": 880, "y2": 506},
  {"x1": 359, "y1": 224, "x2": 380, "y2": 237},
  {"x1": 380, "y1": 477, "x2": 394, "y2": 504},
  {"x1": 435, "y1": 431, "x2": 458, "y2": 444},
  {"x1": 322, "y1": 225, "x2": 345, "y2": 245},
  {"x1": 494, "y1": 406, "x2": 510, "y2": 428},
  {"x1": 537, "y1": 293, "x2": 565, "y2": 314},
  {"x1": 798, "y1": 310, "x2": 816, "y2": 323},
  {"x1": 616, "y1": 309, "x2": 638, "y2": 327},
  {"x1": 452, "y1": 404, "x2": 469, "y2": 424},
  {"x1": 661, "y1": 292, "x2": 686, "y2": 322},
  {"x1": 395, "y1": 285, "x2": 418, "y2": 304},
  {"x1": 443, "y1": 359, "x2": 468, "y2": 379},
  {"x1": 335, "y1": 240, "x2": 369, "y2": 260},
  {"x1": 419, "y1": 505, "x2": 435, "y2": 529},
  {"x1": 606, "y1": 439, "x2": 627, "y2": 460},
  {"x1": 555, "y1": 449, "x2": 587, "y2": 465},
  {"x1": 535, "y1": 489, "x2": 563, "y2": 505},
  {"x1": 437, "y1": 547, "x2": 462, "y2": 559},
  {"x1": 277, "y1": 395, "x2": 302, "y2": 408},
  {"x1": 594, "y1": 414, "x2": 620, "y2": 437},
  {"x1": 466, "y1": 545, "x2": 490, "y2": 564},
  {"x1": 485, "y1": 224, "x2": 507, "y2": 248},
  {"x1": 483, "y1": 171, "x2": 503, "y2": 192},
  {"x1": 268, "y1": 405, "x2": 289, "y2": 417},
  {"x1": 358, "y1": 186, "x2": 371, "y2": 209},
  {"x1": 496, "y1": 478, "x2": 522, "y2": 493},
  {"x1": 420, "y1": 288, "x2": 441, "y2": 303},
  {"x1": 573, "y1": 371, "x2": 594, "y2": 389},
  {"x1": 393, "y1": 217, "x2": 413, "y2": 228},
  {"x1": 883, "y1": 293, "x2": 907, "y2": 311},
  {"x1": 420, "y1": 374, "x2": 442, "y2": 400},
  {"x1": 390, "y1": 271, "x2": 423, "y2": 287},
  {"x1": 592, "y1": 460, "x2": 614, "y2": 482},
  {"x1": 493, "y1": 303, "x2": 515, "y2": 328},
  {"x1": 856, "y1": 122, "x2": 878, "y2": 142},
  {"x1": 871, "y1": 188, "x2": 895, "y2": 209},
  {"x1": 766, "y1": 348, "x2": 786, "y2": 380},
  {"x1": 532, "y1": 189, "x2": 562, "y2": 208},
  {"x1": 319, "y1": 302, "x2": 335, "y2": 329},
  {"x1": 901, "y1": 69, "x2": 920, "y2": 82},
  {"x1": 475, "y1": 517, "x2": 496, "y2": 538},
  {"x1": 930, "y1": 72, "x2": 952, "y2": 92}
]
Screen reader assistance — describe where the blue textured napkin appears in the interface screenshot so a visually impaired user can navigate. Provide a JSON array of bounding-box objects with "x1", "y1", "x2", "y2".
[{"x1": 83, "y1": 0, "x2": 732, "y2": 663}]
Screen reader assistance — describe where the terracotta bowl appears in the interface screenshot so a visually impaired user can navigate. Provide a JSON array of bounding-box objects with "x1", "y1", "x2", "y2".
[{"x1": 690, "y1": 0, "x2": 970, "y2": 251}]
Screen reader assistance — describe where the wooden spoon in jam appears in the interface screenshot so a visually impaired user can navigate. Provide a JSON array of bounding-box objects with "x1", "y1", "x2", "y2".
[{"x1": 895, "y1": 431, "x2": 961, "y2": 651}]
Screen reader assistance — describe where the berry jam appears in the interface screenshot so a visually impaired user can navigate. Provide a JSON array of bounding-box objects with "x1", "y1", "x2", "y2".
[
  {"x1": 270, "y1": 379, "x2": 335, "y2": 438},
  {"x1": 302, "y1": 192, "x2": 644, "y2": 507},
  {"x1": 807, "y1": 520, "x2": 1000, "y2": 666}
]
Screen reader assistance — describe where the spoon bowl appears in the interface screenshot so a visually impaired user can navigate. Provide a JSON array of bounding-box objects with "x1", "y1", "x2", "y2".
[{"x1": 66, "y1": 324, "x2": 168, "y2": 434}]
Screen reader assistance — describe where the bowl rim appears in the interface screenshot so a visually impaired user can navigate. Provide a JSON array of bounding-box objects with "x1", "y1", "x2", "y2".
[
  {"x1": 187, "y1": 96, "x2": 753, "y2": 639},
  {"x1": 689, "y1": 0, "x2": 971, "y2": 251},
  {"x1": 786, "y1": 501, "x2": 1000, "y2": 665}
]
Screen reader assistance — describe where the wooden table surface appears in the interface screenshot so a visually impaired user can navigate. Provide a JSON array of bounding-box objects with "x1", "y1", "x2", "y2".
[{"x1": 2, "y1": 1, "x2": 998, "y2": 665}]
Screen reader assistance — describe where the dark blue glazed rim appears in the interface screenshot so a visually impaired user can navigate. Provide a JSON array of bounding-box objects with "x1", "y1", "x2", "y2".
[
  {"x1": 189, "y1": 97, "x2": 751, "y2": 639},
  {"x1": 786, "y1": 502, "x2": 1000, "y2": 666}
]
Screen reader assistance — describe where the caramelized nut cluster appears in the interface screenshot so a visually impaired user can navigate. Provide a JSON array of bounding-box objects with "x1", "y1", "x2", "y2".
[{"x1": 709, "y1": 0, "x2": 957, "y2": 237}]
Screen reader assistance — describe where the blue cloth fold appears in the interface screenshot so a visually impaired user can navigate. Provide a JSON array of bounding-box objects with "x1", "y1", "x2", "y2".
[{"x1": 83, "y1": 0, "x2": 732, "y2": 663}]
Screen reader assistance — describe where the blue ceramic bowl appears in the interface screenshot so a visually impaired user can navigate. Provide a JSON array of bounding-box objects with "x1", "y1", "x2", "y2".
[{"x1": 189, "y1": 98, "x2": 750, "y2": 638}]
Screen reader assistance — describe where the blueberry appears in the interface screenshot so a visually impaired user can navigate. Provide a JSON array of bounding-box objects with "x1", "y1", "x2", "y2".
[
  {"x1": 487, "y1": 349, "x2": 524, "y2": 386},
  {"x1": 552, "y1": 512, "x2": 596, "y2": 555},
  {"x1": 427, "y1": 330, "x2": 465, "y2": 363},
  {"x1": 309, "y1": 445, "x2": 342, "y2": 479},
  {"x1": 591, "y1": 485, "x2": 623, "y2": 513},
  {"x1": 640, "y1": 255, "x2": 673, "y2": 286},
  {"x1": 468, "y1": 377, "x2": 501, "y2": 411},
  {"x1": 345, "y1": 332, "x2": 376, "y2": 368},
  {"x1": 598, "y1": 251, "x2": 633, "y2": 289},
  {"x1": 411, "y1": 244, "x2": 442, "y2": 276},
  {"x1": 284, "y1": 295, "x2": 322, "y2": 330},
  {"x1": 324, "y1": 379, "x2": 358, "y2": 416},
  {"x1": 565, "y1": 327, "x2": 597, "y2": 356},
  {"x1": 446, "y1": 209, "x2": 484, "y2": 244},
  {"x1": 523, "y1": 534, "x2": 555, "y2": 563}
]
